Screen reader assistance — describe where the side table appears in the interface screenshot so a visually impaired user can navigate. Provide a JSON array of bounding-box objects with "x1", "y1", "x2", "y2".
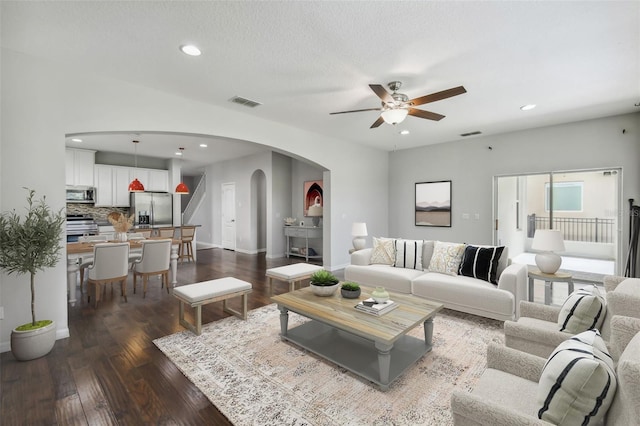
[{"x1": 528, "y1": 266, "x2": 574, "y2": 305}]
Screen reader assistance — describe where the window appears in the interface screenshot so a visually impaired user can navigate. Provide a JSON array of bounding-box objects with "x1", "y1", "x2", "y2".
[{"x1": 545, "y1": 181, "x2": 583, "y2": 212}]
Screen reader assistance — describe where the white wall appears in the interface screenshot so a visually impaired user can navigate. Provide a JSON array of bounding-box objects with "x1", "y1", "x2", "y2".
[
  {"x1": 0, "y1": 50, "x2": 389, "y2": 351},
  {"x1": 389, "y1": 113, "x2": 640, "y2": 266},
  {"x1": 0, "y1": 50, "x2": 71, "y2": 352}
]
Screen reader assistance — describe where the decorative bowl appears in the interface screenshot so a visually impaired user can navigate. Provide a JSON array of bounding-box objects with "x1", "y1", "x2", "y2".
[
  {"x1": 341, "y1": 288, "x2": 361, "y2": 299},
  {"x1": 310, "y1": 283, "x2": 339, "y2": 297},
  {"x1": 284, "y1": 217, "x2": 297, "y2": 226}
]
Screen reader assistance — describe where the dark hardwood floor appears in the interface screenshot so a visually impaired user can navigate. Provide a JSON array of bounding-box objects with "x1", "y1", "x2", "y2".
[{"x1": 1, "y1": 248, "x2": 325, "y2": 425}]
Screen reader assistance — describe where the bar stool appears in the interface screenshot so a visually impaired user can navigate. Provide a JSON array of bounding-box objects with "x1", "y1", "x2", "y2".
[
  {"x1": 157, "y1": 227, "x2": 175, "y2": 239},
  {"x1": 178, "y1": 226, "x2": 196, "y2": 263}
]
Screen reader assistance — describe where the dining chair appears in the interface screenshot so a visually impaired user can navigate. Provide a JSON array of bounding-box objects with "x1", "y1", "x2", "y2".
[
  {"x1": 77, "y1": 234, "x2": 109, "y2": 294},
  {"x1": 86, "y1": 242, "x2": 130, "y2": 307},
  {"x1": 136, "y1": 228, "x2": 153, "y2": 239},
  {"x1": 157, "y1": 227, "x2": 175, "y2": 239},
  {"x1": 132, "y1": 239, "x2": 172, "y2": 298},
  {"x1": 177, "y1": 226, "x2": 196, "y2": 263}
]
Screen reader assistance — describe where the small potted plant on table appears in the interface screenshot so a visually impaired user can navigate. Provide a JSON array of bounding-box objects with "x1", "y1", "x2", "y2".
[
  {"x1": 0, "y1": 188, "x2": 65, "y2": 361},
  {"x1": 340, "y1": 282, "x2": 361, "y2": 299},
  {"x1": 309, "y1": 269, "x2": 339, "y2": 296}
]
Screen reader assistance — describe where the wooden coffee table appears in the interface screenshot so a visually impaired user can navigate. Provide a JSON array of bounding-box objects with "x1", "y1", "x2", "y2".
[{"x1": 271, "y1": 285, "x2": 443, "y2": 391}]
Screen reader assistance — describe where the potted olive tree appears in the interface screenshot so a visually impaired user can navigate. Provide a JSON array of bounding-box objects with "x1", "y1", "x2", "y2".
[{"x1": 0, "y1": 188, "x2": 65, "y2": 361}]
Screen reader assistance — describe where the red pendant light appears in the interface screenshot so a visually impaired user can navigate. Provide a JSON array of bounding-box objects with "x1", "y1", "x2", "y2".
[
  {"x1": 128, "y1": 178, "x2": 145, "y2": 192},
  {"x1": 128, "y1": 140, "x2": 145, "y2": 192},
  {"x1": 175, "y1": 147, "x2": 189, "y2": 194}
]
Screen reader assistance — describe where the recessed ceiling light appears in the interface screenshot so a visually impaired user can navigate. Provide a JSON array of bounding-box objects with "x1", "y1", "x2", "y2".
[
  {"x1": 399, "y1": 130, "x2": 410, "y2": 135},
  {"x1": 180, "y1": 44, "x2": 201, "y2": 56},
  {"x1": 71, "y1": 138, "x2": 83, "y2": 142},
  {"x1": 199, "y1": 143, "x2": 208, "y2": 148},
  {"x1": 175, "y1": 151, "x2": 183, "y2": 156},
  {"x1": 520, "y1": 104, "x2": 536, "y2": 111}
]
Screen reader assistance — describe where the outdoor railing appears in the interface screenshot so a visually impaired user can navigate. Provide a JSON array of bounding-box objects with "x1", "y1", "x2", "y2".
[{"x1": 527, "y1": 214, "x2": 615, "y2": 243}]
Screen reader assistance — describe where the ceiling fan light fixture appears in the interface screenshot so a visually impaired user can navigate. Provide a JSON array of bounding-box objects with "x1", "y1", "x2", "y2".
[{"x1": 381, "y1": 108, "x2": 409, "y2": 125}]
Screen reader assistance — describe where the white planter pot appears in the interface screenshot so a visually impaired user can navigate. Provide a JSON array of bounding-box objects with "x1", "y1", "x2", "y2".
[
  {"x1": 310, "y1": 283, "x2": 339, "y2": 297},
  {"x1": 11, "y1": 320, "x2": 56, "y2": 361}
]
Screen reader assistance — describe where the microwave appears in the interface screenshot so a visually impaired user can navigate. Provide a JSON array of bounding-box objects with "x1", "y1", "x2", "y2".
[{"x1": 66, "y1": 187, "x2": 95, "y2": 204}]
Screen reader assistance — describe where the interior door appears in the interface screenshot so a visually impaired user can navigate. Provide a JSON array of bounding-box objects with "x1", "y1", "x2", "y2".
[{"x1": 222, "y1": 182, "x2": 236, "y2": 250}]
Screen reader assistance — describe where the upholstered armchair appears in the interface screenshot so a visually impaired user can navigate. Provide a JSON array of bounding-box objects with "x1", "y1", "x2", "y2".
[
  {"x1": 451, "y1": 316, "x2": 640, "y2": 425},
  {"x1": 504, "y1": 276, "x2": 640, "y2": 359}
]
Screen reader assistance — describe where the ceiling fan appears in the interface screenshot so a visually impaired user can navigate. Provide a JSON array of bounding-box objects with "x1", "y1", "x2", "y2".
[{"x1": 330, "y1": 81, "x2": 466, "y2": 128}]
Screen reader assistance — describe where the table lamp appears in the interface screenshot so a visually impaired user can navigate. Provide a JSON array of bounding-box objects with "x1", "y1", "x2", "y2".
[
  {"x1": 351, "y1": 222, "x2": 368, "y2": 251},
  {"x1": 307, "y1": 205, "x2": 323, "y2": 227},
  {"x1": 531, "y1": 229, "x2": 565, "y2": 274}
]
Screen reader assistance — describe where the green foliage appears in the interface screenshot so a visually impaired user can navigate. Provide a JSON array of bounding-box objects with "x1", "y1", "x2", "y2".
[
  {"x1": 0, "y1": 188, "x2": 65, "y2": 326},
  {"x1": 341, "y1": 282, "x2": 360, "y2": 291},
  {"x1": 15, "y1": 320, "x2": 53, "y2": 332},
  {"x1": 310, "y1": 269, "x2": 339, "y2": 286}
]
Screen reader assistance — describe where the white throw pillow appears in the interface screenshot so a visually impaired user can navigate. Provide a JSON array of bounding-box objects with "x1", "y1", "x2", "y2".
[
  {"x1": 537, "y1": 329, "x2": 616, "y2": 425},
  {"x1": 370, "y1": 237, "x2": 395, "y2": 265},
  {"x1": 394, "y1": 239, "x2": 423, "y2": 270},
  {"x1": 428, "y1": 241, "x2": 465, "y2": 276},
  {"x1": 558, "y1": 285, "x2": 607, "y2": 333}
]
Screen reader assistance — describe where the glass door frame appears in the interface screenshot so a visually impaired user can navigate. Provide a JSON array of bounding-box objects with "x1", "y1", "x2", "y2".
[{"x1": 493, "y1": 167, "x2": 623, "y2": 275}]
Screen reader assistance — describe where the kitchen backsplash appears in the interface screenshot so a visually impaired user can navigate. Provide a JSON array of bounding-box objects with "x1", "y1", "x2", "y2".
[{"x1": 66, "y1": 204, "x2": 129, "y2": 222}]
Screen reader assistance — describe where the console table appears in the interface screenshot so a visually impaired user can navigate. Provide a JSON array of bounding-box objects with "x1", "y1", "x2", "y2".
[{"x1": 284, "y1": 225, "x2": 322, "y2": 262}]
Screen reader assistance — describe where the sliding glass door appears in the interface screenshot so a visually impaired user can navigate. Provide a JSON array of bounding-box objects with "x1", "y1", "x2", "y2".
[{"x1": 494, "y1": 168, "x2": 621, "y2": 277}]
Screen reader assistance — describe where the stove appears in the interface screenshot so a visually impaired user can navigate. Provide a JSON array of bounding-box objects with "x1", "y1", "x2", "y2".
[{"x1": 66, "y1": 214, "x2": 98, "y2": 242}]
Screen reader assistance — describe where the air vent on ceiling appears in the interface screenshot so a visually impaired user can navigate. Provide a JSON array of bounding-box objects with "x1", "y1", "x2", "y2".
[
  {"x1": 460, "y1": 131, "x2": 482, "y2": 137},
  {"x1": 228, "y1": 96, "x2": 262, "y2": 108}
]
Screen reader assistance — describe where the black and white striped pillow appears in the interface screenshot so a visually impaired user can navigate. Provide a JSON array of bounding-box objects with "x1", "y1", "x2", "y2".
[
  {"x1": 458, "y1": 245, "x2": 505, "y2": 284},
  {"x1": 537, "y1": 329, "x2": 616, "y2": 425},
  {"x1": 558, "y1": 285, "x2": 607, "y2": 333},
  {"x1": 393, "y1": 239, "x2": 423, "y2": 270}
]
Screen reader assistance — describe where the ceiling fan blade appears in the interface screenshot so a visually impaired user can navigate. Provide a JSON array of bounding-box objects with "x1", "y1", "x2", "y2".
[
  {"x1": 370, "y1": 116, "x2": 385, "y2": 128},
  {"x1": 369, "y1": 84, "x2": 394, "y2": 104},
  {"x1": 408, "y1": 108, "x2": 445, "y2": 121},
  {"x1": 409, "y1": 86, "x2": 467, "y2": 107},
  {"x1": 329, "y1": 107, "x2": 381, "y2": 115}
]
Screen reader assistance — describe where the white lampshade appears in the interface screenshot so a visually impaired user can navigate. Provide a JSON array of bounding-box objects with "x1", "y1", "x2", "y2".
[
  {"x1": 380, "y1": 108, "x2": 408, "y2": 125},
  {"x1": 351, "y1": 222, "x2": 368, "y2": 251},
  {"x1": 532, "y1": 229, "x2": 565, "y2": 274},
  {"x1": 532, "y1": 230, "x2": 565, "y2": 252},
  {"x1": 351, "y1": 222, "x2": 368, "y2": 237}
]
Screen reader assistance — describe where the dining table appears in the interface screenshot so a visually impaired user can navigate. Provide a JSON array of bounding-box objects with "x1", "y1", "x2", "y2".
[{"x1": 66, "y1": 238, "x2": 180, "y2": 306}]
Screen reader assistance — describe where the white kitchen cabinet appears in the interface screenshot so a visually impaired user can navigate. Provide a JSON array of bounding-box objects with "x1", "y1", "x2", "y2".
[
  {"x1": 65, "y1": 148, "x2": 95, "y2": 187},
  {"x1": 113, "y1": 167, "x2": 132, "y2": 206},
  {"x1": 94, "y1": 164, "x2": 168, "y2": 207},
  {"x1": 94, "y1": 165, "x2": 114, "y2": 206},
  {"x1": 147, "y1": 169, "x2": 169, "y2": 192}
]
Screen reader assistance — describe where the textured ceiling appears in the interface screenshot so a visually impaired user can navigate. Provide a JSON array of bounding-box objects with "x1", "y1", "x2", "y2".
[{"x1": 2, "y1": 1, "x2": 639, "y2": 171}]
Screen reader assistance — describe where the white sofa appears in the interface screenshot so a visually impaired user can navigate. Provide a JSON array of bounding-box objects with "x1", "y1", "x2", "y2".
[{"x1": 344, "y1": 241, "x2": 528, "y2": 321}]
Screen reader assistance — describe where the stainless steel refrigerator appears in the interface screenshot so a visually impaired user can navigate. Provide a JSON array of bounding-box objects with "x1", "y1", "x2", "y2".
[{"x1": 130, "y1": 192, "x2": 173, "y2": 226}]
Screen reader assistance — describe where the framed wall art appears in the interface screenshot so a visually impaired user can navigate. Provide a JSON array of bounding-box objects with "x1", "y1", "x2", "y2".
[
  {"x1": 303, "y1": 180, "x2": 323, "y2": 215},
  {"x1": 415, "y1": 180, "x2": 452, "y2": 227}
]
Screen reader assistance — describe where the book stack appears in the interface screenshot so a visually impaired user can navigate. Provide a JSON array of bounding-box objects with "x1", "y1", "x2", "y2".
[{"x1": 355, "y1": 298, "x2": 399, "y2": 316}]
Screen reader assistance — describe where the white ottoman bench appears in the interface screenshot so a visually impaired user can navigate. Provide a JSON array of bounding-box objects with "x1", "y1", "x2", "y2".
[
  {"x1": 266, "y1": 263, "x2": 323, "y2": 295},
  {"x1": 173, "y1": 277, "x2": 252, "y2": 335}
]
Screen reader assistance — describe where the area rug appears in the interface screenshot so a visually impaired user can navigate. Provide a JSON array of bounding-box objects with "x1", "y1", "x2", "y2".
[{"x1": 153, "y1": 304, "x2": 504, "y2": 425}]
